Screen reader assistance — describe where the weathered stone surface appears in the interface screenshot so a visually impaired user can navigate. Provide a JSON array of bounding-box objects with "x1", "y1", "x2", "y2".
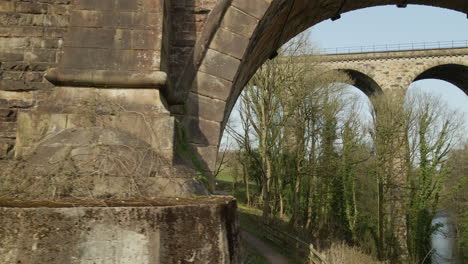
[
  {"x1": 0, "y1": 109, "x2": 16, "y2": 122},
  {"x1": 0, "y1": 0, "x2": 71, "y2": 153},
  {"x1": 16, "y1": 109, "x2": 175, "y2": 161},
  {"x1": 199, "y1": 49, "x2": 241, "y2": 81},
  {"x1": 231, "y1": 0, "x2": 272, "y2": 19},
  {"x1": 0, "y1": 139, "x2": 14, "y2": 159},
  {"x1": 182, "y1": 116, "x2": 221, "y2": 146},
  {"x1": 191, "y1": 71, "x2": 232, "y2": 101},
  {"x1": 220, "y1": 6, "x2": 259, "y2": 38},
  {"x1": 191, "y1": 144, "x2": 219, "y2": 172},
  {"x1": 9, "y1": 127, "x2": 207, "y2": 199},
  {"x1": 211, "y1": 28, "x2": 249, "y2": 59},
  {"x1": 0, "y1": 197, "x2": 240, "y2": 264},
  {"x1": 0, "y1": 122, "x2": 15, "y2": 138},
  {"x1": 186, "y1": 92, "x2": 226, "y2": 123}
]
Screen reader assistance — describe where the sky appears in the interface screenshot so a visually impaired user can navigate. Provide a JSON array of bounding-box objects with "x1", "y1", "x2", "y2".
[
  {"x1": 309, "y1": 4, "x2": 468, "y2": 142},
  {"x1": 223, "y1": 5, "x2": 468, "y2": 147}
]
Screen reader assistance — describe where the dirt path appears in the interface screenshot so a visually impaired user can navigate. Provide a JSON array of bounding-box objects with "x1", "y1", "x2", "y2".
[{"x1": 242, "y1": 231, "x2": 290, "y2": 264}]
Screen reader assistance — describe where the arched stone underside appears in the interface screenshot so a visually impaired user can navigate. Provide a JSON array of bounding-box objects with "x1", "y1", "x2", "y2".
[
  {"x1": 179, "y1": 0, "x2": 468, "y2": 174},
  {"x1": 338, "y1": 69, "x2": 383, "y2": 96},
  {"x1": 414, "y1": 64, "x2": 468, "y2": 94}
]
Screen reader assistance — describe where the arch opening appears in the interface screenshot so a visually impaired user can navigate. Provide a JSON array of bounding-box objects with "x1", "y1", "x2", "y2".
[
  {"x1": 217, "y1": 1, "x2": 468, "y2": 129},
  {"x1": 413, "y1": 64, "x2": 468, "y2": 95},
  {"x1": 339, "y1": 69, "x2": 382, "y2": 97},
  {"x1": 407, "y1": 79, "x2": 468, "y2": 141}
]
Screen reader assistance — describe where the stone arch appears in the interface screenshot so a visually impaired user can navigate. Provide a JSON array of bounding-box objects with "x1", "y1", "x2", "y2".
[
  {"x1": 413, "y1": 63, "x2": 468, "y2": 95},
  {"x1": 177, "y1": 0, "x2": 468, "y2": 173},
  {"x1": 337, "y1": 69, "x2": 383, "y2": 97}
]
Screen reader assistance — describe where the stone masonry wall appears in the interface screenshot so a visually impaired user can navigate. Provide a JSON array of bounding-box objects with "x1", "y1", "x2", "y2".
[
  {"x1": 168, "y1": 0, "x2": 217, "y2": 85},
  {"x1": 0, "y1": 0, "x2": 220, "y2": 160},
  {"x1": 0, "y1": 197, "x2": 241, "y2": 264},
  {"x1": 0, "y1": 0, "x2": 71, "y2": 158}
]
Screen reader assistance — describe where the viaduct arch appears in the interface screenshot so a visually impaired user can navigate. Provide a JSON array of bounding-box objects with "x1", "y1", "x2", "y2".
[{"x1": 178, "y1": 1, "x2": 468, "y2": 174}]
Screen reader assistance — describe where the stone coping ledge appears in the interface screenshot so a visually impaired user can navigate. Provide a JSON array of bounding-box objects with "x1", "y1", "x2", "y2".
[
  {"x1": 0, "y1": 196, "x2": 235, "y2": 208},
  {"x1": 45, "y1": 68, "x2": 167, "y2": 89}
]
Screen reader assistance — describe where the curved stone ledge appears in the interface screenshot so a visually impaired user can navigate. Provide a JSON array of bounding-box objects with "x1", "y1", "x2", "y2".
[
  {"x1": 0, "y1": 196, "x2": 240, "y2": 264},
  {"x1": 45, "y1": 69, "x2": 167, "y2": 89}
]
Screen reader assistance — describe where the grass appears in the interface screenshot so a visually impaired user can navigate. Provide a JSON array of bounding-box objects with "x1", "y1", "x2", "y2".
[
  {"x1": 321, "y1": 242, "x2": 386, "y2": 264},
  {"x1": 215, "y1": 169, "x2": 261, "y2": 205}
]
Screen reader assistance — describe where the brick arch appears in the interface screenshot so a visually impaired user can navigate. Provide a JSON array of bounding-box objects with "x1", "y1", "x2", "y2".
[
  {"x1": 178, "y1": 0, "x2": 468, "y2": 174},
  {"x1": 412, "y1": 63, "x2": 468, "y2": 95}
]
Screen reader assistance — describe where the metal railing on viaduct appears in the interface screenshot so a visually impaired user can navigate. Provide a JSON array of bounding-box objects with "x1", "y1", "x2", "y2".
[{"x1": 318, "y1": 40, "x2": 468, "y2": 55}]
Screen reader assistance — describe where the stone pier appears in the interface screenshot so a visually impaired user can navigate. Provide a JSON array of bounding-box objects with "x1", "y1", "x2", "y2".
[{"x1": 0, "y1": 197, "x2": 240, "y2": 264}]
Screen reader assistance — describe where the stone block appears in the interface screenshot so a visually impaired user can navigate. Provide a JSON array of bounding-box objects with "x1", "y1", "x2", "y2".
[
  {"x1": 74, "y1": 0, "x2": 115, "y2": 11},
  {"x1": 0, "y1": 197, "x2": 240, "y2": 264},
  {"x1": 0, "y1": 1, "x2": 15, "y2": 13},
  {"x1": 1, "y1": 72, "x2": 23, "y2": 81},
  {"x1": 16, "y1": 2, "x2": 48, "y2": 14},
  {"x1": 24, "y1": 48, "x2": 56, "y2": 63},
  {"x1": 211, "y1": 28, "x2": 249, "y2": 59},
  {"x1": 232, "y1": 0, "x2": 271, "y2": 19},
  {"x1": 182, "y1": 116, "x2": 221, "y2": 146},
  {"x1": 192, "y1": 72, "x2": 232, "y2": 101},
  {"x1": 0, "y1": 37, "x2": 28, "y2": 49},
  {"x1": 113, "y1": 50, "x2": 161, "y2": 71},
  {"x1": 0, "y1": 121, "x2": 16, "y2": 138},
  {"x1": 142, "y1": 0, "x2": 164, "y2": 12},
  {"x1": 0, "y1": 26, "x2": 44, "y2": 37},
  {"x1": 48, "y1": 5, "x2": 70, "y2": 15},
  {"x1": 0, "y1": 80, "x2": 30, "y2": 91},
  {"x1": 30, "y1": 38, "x2": 62, "y2": 49},
  {"x1": 43, "y1": 14, "x2": 69, "y2": 27},
  {"x1": 114, "y1": 29, "x2": 161, "y2": 50},
  {"x1": 0, "y1": 50, "x2": 24, "y2": 62},
  {"x1": 65, "y1": 28, "x2": 115, "y2": 48},
  {"x1": 190, "y1": 144, "x2": 219, "y2": 172},
  {"x1": 0, "y1": 62, "x2": 26, "y2": 71},
  {"x1": 220, "y1": 6, "x2": 258, "y2": 38},
  {"x1": 60, "y1": 47, "x2": 112, "y2": 70},
  {"x1": 199, "y1": 49, "x2": 241, "y2": 81},
  {"x1": 117, "y1": 12, "x2": 162, "y2": 29},
  {"x1": 186, "y1": 92, "x2": 226, "y2": 123},
  {"x1": 44, "y1": 27, "x2": 68, "y2": 38},
  {"x1": 70, "y1": 10, "x2": 115, "y2": 28},
  {"x1": 115, "y1": 0, "x2": 139, "y2": 11}
]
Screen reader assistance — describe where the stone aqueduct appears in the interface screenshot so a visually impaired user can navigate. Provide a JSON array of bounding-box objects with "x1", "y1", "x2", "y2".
[{"x1": 0, "y1": 0, "x2": 467, "y2": 262}]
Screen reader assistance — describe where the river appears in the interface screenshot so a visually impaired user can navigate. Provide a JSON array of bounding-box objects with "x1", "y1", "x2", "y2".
[{"x1": 431, "y1": 213, "x2": 456, "y2": 264}]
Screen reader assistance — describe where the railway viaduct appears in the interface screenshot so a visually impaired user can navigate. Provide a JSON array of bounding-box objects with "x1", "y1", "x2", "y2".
[
  {"x1": 0, "y1": 0, "x2": 467, "y2": 263},
  {"x1": 319, "y1": 47, "x2": 468, "y2": 96}
]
